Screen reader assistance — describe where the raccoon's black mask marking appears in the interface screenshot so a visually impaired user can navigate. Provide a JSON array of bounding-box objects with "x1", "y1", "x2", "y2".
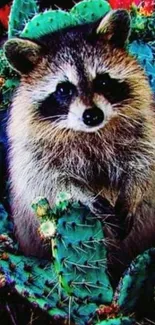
[
  {"x1": 38, "y1": 73, "x2": 130, "y2": 120},
  {"x1": 38, "y1": 81, "x2": 77, "y2": 119},
  {"x1": 36, "y1": 21, "x2": 131, "y2": 120},
  {"x1": 93, "y1": 73, "x2": 130, "y2": 104}
]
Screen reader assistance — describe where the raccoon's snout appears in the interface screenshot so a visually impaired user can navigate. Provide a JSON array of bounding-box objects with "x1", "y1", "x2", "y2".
[{"x1": 82, "y1": 107, "x2": 104, "y2": 127}]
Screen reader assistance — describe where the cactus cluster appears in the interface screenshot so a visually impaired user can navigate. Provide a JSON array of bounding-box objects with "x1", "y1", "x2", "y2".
[
  {"x1": 8, "y1": 0, "x2": 39, "y2": 38},
  {"x1": 0, "y1": 0, "x2": 155, "y2": 323},
  {"x1": 21, "y1": 10, "x2": 78, "y2": 40},
  {"x1": 32, "y1": 196, "x2": 113, "y2": 304},
  {"x1": 20, "y1": 0, "x2": 111, "y2": 40},
  {"x1": 1, "y1": 196, "x2": 155, "y2": 324},
  {"x1": 128, "y1": 41, "x2": 155, "y2": 93},
  {"x1": 32, "y1": 195, "x2": 113, "y2": 324},
  {"x1": 70, "y1": 0, "x2": 111, "y2": 24}
]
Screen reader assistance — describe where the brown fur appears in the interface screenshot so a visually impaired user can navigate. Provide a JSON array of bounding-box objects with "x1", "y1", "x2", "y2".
[{"x1": 5, "y1": 10, "x2": 155, "y2": 281}]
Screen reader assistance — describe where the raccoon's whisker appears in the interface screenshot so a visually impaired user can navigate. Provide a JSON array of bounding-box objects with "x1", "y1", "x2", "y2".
[
  {"x1": 39, "y1": 115, "x2": 66, "y2": 121},
  {"x1": 54, "y1": 4, "x2": 62, "y2": 9},
  {"x1": 67, "y1": 171, "x2": 95, "y2": 191},
  {"x1": 117, "y1": 113, "x2": 143, "y2": 125}
]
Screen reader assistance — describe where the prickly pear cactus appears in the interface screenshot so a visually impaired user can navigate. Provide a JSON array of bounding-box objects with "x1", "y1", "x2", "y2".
[
  {"x1": 8, "y1": 0, "x2": 39, "y2": 38},
  {"x1": 96, "y1": 248, "x2": 155, "y2": 324},
  {"x1": 32, "y1": 194, "x2": 113, "y2": 304},
  {"x1": 128, "y1": 41, "x2": 155, "y2": 93},
  {"x1": 113, "y1": 248, "x2": 155, "y2": 313},
  {"x1": 70, "y1": 0, "x2": 111, "y2": 24},
  {"x1": 20, "y1": 0, "x2": 111, "y2": 40},
  {"x1": 1, "y1": 196, "x2": 155, "y2": 324},
  {"x1": 21, "y1": 10, "x2": 78, "y2": 39}
]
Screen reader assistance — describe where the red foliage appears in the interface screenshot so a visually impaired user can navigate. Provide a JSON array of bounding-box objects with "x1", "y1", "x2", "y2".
[
  {"x1": 0, "y1": 3, "x2": 11, "y2": 29},
  {"x1": 108, "y1": 0, "x2": 154, "y2": 14}
]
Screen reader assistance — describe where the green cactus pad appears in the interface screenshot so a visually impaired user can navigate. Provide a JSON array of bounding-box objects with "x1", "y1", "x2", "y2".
[
  {"x1": 1, "y1": 197, "x2": 155, "y2": 324},
  {"x1": 21, "y1": 10, "x2": 78, "y2": 40},
  {"x1": 128, "y1": 41, "x2": 155, "y2": 92},
  {"x1": 32, "y1": 196, "x2": 113, "y2": 304},
  {"x1": 8, "y1": 0, "x2": 39, "y2": 38},
  {"x1": 20, "y1": 0, "x2": 111, "y2": 40},
  {"x1": 70, "y1": 0, "x2": 111, "y2": 24},
  {"x1": 54, "y1": 203, "x2": 113, "y2": 303},
  {"x1": 114, "y1": 248, "x2": 155, "y2": 313}
]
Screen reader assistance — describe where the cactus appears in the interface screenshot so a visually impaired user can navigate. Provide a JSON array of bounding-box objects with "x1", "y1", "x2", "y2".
[
  {"x1": 70, "y1": 0, "x2": 111, "y2": 24},
  {"x1": 1, "y1": 197, "x2": 155, "y2": 324},
  {"x1": 128, "y1": 41, "x2": 155, "y2": 92},
  {"x1": 8, "y1": 0, "x2": 39, "y2": 38},
  {"x1": 21, "y1": 10, "x2": 78, "y2": 40},
  {"x1": 32, "y1": 195, "x2": 113, "y2": 324},
  {"x1": 0, "y1": 200, "x2": 112, "y2": 325},
  {"x1": 20, "y1": 0, "x2": 111, "y2": 39},
  {"x1": 113, "y1": 248, "x2": 155, "y2": 313},
  {"x1": 32, "y1": 195, "x2": 113, "y2": 304},
  {"x1": 96, "y1": 248, "x2": 155, "y2": 323},
  {"x1": 0, "y1": 0, "x2": 155, "y2": 324}
]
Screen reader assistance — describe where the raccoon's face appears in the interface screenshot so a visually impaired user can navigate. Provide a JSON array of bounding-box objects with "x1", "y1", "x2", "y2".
[{"x1": 5, "y1": 9, "x2": 152, "y2": 136}]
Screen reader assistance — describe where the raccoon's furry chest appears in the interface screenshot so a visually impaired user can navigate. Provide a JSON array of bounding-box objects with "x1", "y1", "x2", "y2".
[{"x1": 9, "y1": 136, "x2": 96, "y2": 210}]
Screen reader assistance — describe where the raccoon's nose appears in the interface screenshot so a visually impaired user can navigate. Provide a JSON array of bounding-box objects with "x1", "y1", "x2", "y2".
[{"x1": 82, "y1": 107, "x2": 104, "y2": 127}]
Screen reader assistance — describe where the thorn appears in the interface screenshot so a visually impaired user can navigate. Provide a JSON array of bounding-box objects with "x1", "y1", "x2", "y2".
[
  {"x1": 54, "y1": 5, "x2": 62, "y2": 10},
  {"x1": 5, "y1": 304, "x2": 18, "y2": 325},
  {"x1": 46, "y1": 282, "x2": 59, "y2": 298},
  {"x1": 68, "y1": 296, "x2": 72, "y2": 325}
]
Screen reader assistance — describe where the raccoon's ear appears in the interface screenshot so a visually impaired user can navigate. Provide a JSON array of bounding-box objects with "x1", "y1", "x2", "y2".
[
  {"x1": 96, "y1": 9, "x2": 131, "y2": 47},
  {"x1": 4, "y1": 38, "x2": 43, "y2": 74}
]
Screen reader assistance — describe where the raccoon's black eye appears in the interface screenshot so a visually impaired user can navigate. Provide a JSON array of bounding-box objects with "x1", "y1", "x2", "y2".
[
  {"x1": 56, "y1": 81, "x2": 76, "y2": 98},
  {"x1": 93, "y1": 73, "x2": 130, "y2": 104},
  {"x1": 38, "y1": 81, "x2": 76, "y2": 120}
]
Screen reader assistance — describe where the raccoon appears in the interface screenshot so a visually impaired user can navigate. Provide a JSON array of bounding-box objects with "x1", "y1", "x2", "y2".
[{"x1": 4, "y1": 9, "x2": 155, "y2": 278}]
